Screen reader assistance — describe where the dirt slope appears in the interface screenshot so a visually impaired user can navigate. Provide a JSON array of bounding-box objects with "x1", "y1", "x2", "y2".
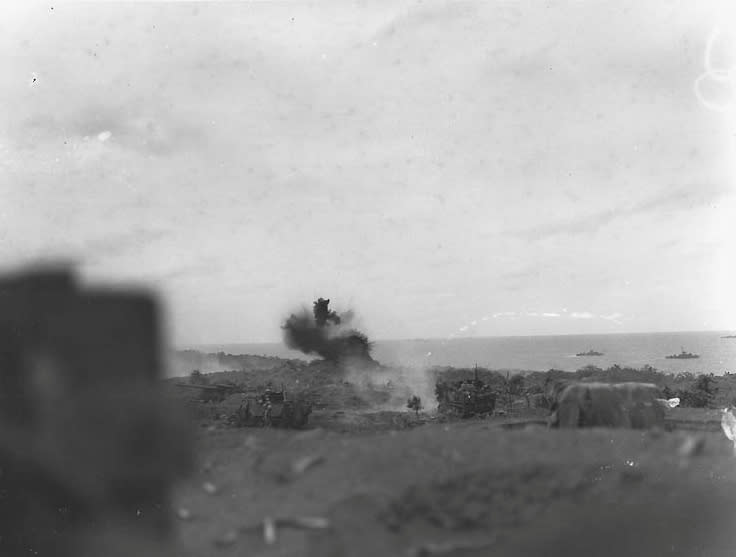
[{"x1": 170, "y1": 415, "x2": 736, "y2": 557}]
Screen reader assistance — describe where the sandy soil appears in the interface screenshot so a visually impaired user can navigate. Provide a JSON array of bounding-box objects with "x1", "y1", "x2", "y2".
[{"x1": 169, "y1": 405, "x2": 736, "y2": 557}]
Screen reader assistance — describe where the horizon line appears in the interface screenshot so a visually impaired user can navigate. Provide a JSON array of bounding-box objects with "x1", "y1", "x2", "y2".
[{"x1": 176, "y1": 327, "x2": 734, "y2": 349}]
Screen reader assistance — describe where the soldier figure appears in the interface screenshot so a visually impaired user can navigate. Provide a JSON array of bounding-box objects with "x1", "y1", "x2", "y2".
[{"x1": 260, "y1": 385, "x2": 274, "y2": 426}]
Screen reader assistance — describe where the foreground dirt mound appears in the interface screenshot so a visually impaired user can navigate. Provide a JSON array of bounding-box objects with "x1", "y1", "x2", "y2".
[
  {"x1": 304, "y1": 427, "x2": 736, "y2": 557},
  {"x1": 381, "y1": 462, "x2": 593, "y2": 531},
  {"x1": 309, "y1": 477, "x2": 736, "y2": 557},
  {"x1": 172, "y1": 418, "x2": 736, "y2": 557}
]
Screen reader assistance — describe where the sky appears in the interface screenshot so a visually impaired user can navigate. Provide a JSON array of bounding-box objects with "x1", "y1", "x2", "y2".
[{"x1": 1, "y1": 1, "x2": 735, "y2": 345}]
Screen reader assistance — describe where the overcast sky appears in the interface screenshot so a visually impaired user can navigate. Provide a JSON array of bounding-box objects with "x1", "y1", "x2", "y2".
[{"x1": 1, "y1": 1, "x2": 734, "y2": 345}]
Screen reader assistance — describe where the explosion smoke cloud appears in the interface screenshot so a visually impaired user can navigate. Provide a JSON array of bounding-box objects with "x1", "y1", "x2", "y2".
[{"x1": 282, "y1": 298, "x2": 374, "y2": 363}]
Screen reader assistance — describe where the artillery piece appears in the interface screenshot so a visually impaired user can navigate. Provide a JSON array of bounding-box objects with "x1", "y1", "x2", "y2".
[
  {"x1": 229, "y1": 386, "x2": 312, "y2": 429},
  {"x1": 176, "y1": 381, "x2": 243, "y2": 403}
]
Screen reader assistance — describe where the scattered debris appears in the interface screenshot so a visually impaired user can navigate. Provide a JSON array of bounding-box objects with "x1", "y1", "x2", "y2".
[{"x1": 237, "y1": 516, "x2": 331, "y2": 545}]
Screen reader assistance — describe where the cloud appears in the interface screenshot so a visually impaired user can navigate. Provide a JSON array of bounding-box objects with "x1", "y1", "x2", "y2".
[
  {"x1": 570, "y1": 311, "x2": 595, "y2": 319},
  {"x1": 601, "y1": 312, "x2": 623, "y2": 320},
  {"x1": 0, "y1": 1, "x2": 727, "y2": 343},
  {"x1": 372, "y1": 2, "x2": 480, "y2": 43},
  {"x1": 600, "y1": 312, "x2": 624, "y2": 324},
  {"x1": 513, "y1": 183, "x2": 731, "y2": 241},
  {"x1": 13, "y1": 104, "x2": 206, "y2": 157}
]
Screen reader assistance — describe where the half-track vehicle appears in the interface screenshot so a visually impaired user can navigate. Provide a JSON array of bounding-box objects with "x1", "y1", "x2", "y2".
[
  {"x1": 229, "y1": 386, "x2": 312, "y2": 428},
  {"x1": 435, "y1": 373, "x2": 497, "y2": 418}
]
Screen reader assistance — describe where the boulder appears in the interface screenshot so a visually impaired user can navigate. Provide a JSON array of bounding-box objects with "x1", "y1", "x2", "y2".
[{"x1": 549, "y1": 382, "x2": 664, "y2": 429}]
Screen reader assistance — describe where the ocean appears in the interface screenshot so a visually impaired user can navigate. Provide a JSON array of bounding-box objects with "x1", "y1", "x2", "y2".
[{"x1": 189, "y1": 330, "x2": 736, "y2": 375}]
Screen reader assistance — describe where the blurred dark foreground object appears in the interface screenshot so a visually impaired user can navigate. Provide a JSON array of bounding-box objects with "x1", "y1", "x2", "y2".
[{"x1": 0, "y1": 267, "x2": 193, "y2": 556}]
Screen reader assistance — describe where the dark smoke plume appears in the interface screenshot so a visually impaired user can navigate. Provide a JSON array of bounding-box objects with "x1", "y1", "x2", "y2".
[{"x1": 282, "y1": 298, "x2": 374, "y2": 363}]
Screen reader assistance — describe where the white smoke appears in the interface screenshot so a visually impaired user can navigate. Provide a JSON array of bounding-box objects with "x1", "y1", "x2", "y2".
[
  {"x1": 167, "y1": 350, "x2": 227, "y2": 377},
  {"x1": 342, "y1": 362, "x2": 439, "y2": 413}
]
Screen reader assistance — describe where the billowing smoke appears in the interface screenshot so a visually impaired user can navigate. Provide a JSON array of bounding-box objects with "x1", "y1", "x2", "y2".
[
  {"x1": 343, "y1": 363, "x2": 439, "y2": 412},
  {"x1": 282, "y1": 298, "x2": 374, "y2": 363}
]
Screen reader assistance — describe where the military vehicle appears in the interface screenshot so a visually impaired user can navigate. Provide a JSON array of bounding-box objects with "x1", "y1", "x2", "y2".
[
  {"x1": 665, "y1": 348, "x2": 700, "y2": 359},
  {"x1": 435, "y1": 370, "x2": 497, "y2": 418},
  {"x1": 229, "y1": 386, "x2": 312, "y2": 428},
  {"x1": 576, "y1": 349, "x2": 604, "y2": 357}
]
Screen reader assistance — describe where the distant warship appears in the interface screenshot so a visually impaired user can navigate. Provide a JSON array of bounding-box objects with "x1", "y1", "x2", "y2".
[
  {"x1": 575, "y1": 349, "x2": 604, "y2": 357},
  {"x1": 665, "y1": 348, "x2": 700, "y2": 360}
]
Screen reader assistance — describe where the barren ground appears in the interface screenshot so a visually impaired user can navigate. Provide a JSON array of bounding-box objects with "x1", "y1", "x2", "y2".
[{"x1": 162, "y1": 357, "x2": 736, "y2": 557}]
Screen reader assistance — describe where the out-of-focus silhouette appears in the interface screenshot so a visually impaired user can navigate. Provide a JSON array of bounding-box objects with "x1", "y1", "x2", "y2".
[{"x1": 0, "y1": 266, "x2": 193, "y2": 556}]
